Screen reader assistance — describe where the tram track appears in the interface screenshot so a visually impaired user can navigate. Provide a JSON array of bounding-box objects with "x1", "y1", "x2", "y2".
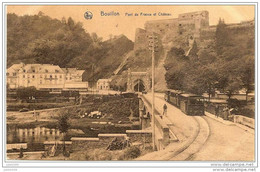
[
  {"x1": 140, "y1": 94, "x2": 211, "y2": 161},
  {"x1": 168, "y1": 115, "x2": 211, "y2": 160}
]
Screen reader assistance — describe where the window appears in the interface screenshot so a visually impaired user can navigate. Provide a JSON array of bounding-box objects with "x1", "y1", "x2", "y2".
[
  {"x1": 40, "y1": 75, "x2": 42, "y2": 78},
  {"x1": 23, "y1": 70, "x2": 26, "y2": 72},
  {"x1": 13, "y1": 73, "x2": 16, "y2": 76},
  {"x1": 45, "y1": 69, "x2": 48, "y2": 73},
  {"x1": 55, "y1": 75, "x2": 57, "y2": 78},
  {"x1": 50, "y1": 75, "x2": 52, "y2": 78},
  {"x1": 32, "y1": 69, "x2": 35, "y2": 73},
  {"x1": 60, "y1": 75, "x2": 62, "y2": 79},
  {"x1": 32, "y1": 75, "x2": 35, "y2": 78},
  {"x1": 23, "y1": 75, "x2": 25, "y2": 78},
  {"x1": 179, "y1": 24, "x2": 182, "y2": 26},
  {"x1": 40, "y1": 80, "x2": 42, "y2": 84},
  {"x1": 55, "y1": 69, "x2": 59, "y2": 73}
]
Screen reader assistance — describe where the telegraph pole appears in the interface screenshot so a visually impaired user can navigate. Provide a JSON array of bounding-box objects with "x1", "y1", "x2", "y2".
[
  {"x1": 149, "y1": 33, "x2": 158, "y2": 151},
  {"x1": 92, "y1": 64, "x2": 95, "y2": 96}
]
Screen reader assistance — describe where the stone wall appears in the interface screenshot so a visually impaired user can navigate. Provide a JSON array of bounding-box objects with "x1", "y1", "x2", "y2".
[
  {"x1": 233, "y1": 115, "x2": 254, "y2": 129},
  {"x1": 43, "y1": 131, "x2": 154, "y2": 153},
  {"x1": 97, "y1": 134, "x2": 128, "y2": 148},
  {"x1": 126, "y1": 130, "x2": 152, "y2": 143},
  {"x1": 44, "y1": 141, "x2": 72, "y2": 155},
  {"x1": 71, "y1": 137, "x2": 101, "y2": 151},
  {"x1": 134, "y1": 11, "x2": 210, "y2": 51}
]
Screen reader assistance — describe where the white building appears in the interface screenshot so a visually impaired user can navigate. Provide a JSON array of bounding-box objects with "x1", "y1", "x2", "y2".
[
  {"x1": 62, "y1": 68, "x2": 88, "y2": 91},
  {"x1": 97, "y1": 79, "x2": 111, "y2": 90},
  {"x1": 6, "y1": 63, "x2": 88, "y2": 91},
  {"x1": 6, "y1": 63, "x2": 25, "y2": 89}
]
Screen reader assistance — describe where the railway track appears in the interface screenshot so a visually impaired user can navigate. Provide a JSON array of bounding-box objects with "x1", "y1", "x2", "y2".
[{"x1": 168, "y1": 115, "x2": 211, "y2": 160}]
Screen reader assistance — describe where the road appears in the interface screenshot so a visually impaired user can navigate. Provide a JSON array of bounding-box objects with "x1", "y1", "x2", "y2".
[{"x1": 137, "y1": 93, "x2": 255, "y2": 161}]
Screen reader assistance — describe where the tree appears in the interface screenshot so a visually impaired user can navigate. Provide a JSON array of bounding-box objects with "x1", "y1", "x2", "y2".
[
  {"x1": 16, "y1": 86, "x2": 37, "y2": 101},
  {"x1": 216, "y1": 18, "x2": 229, "y2": 55},
  {"x1": 57, "y1": 110, "x2": 70, "y2": 155},
  {"x1": 194, "y1": 65, "x2": 218, "y2": 100},
  {"x1": 188, "y1": 40, "x2": 198, "y2": 60},
  {"x1": 225, "y1": 77, "x2": 242, "y2": 100},
  {"x1": 239, "y1": 56, "x2": 254, "y2": 103}
]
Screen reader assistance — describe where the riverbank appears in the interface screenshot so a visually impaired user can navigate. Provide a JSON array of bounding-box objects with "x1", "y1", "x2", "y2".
[{"x1": 7, "y1": 146, "x2": 153, "y2": 160}]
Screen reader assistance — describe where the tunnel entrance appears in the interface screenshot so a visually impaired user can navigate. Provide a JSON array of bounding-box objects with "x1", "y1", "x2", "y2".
[{"x1": 134, "y1": 79, "x2": 145, "y2": 92}]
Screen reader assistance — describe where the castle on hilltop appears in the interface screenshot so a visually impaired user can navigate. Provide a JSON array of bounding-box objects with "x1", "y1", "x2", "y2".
[
  {"x1": 134, "y1": 10, "x2": 254, "y2": 50},
  {"x1": 135, "y1": 11, "x2": 209, "y2": 50}
]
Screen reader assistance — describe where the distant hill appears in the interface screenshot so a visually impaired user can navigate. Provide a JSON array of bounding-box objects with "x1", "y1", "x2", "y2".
[{"x1": 7, "y1": 12, "x2": 134, "y2": 83}]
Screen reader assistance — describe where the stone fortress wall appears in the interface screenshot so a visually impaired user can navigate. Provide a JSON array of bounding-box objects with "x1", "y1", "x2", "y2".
[
  {"x1": 134, "y1": 11, "x2": 209, "y2": 50},
  {"x1": 134, "y1": 10, "x2": 255, "y2": 50}
]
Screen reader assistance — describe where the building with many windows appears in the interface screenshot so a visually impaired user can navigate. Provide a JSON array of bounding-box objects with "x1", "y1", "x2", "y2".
[
  {"x1": 62, "y1": 68, "x2": 88, "y2": 91},
  {"x1": 97, "y1": 79, "x2": 111, "y2": 90},
  {"x1": 6, "y1": 63, "x2": 88, "y2": 91}
]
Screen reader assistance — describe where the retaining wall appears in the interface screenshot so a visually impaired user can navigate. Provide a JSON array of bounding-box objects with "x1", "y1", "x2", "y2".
[{"x1": 233, "y1": 115, "x2": 254, "y2": 129}]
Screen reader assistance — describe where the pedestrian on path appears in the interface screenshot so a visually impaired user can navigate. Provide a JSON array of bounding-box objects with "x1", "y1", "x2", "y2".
[
  {"x1": 223, "y1": 106, "x2": 229, "y2": 120},
  {"x1": 163, "y1": 104, "x2": 167, "y2": 117},
  {"x1": 215, "y1": 104, "x2": 220, "y2": 118}
]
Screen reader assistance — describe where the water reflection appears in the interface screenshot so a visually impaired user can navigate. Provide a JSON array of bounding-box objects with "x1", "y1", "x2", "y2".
[
  {"x1": 7, "y1": 126, "x2": 63, "y2": 144},
  {"x1": 7, "y1": 125, "x2": 84, "y2": 151}
]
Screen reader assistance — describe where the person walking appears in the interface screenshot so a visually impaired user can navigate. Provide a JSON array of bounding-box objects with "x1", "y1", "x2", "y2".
[
  {"x1": 215, "y1": 104, "x2": 220, "y2": 118},
  {"x1": 223, "y1": 106, "x2": 229, "y2": 120},
  {"x1": 163, "y1": 104, "x2": 168, "y2": 117}
]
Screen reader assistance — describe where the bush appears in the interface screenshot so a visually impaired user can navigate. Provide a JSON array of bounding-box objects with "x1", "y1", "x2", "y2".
[
  {"x1": 119, "y1": 146, "x2": 141, "y2": 160},
  {"x1": 85, "y1": 149, "x2": 112, "y2": 160},
  {"x1": 236, "y1": 108, "x2": 255, "y2": 119},
  {"x1": 227, "y1": 98, "x2": 241, "y2": 109}
]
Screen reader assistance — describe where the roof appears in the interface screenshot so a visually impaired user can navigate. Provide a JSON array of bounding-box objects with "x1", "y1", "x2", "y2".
[
  {"x1": 97, "y1": 79, "x2": 112, "y2": 82},
  {"x1": 8, "y1": 63, "x2": 84, "y2": 75},
  {"x1": 167, "y1": 89, "x2": 183, "y2": 94},
  {"x1": 7, "y1": 63, "x2": 25, "y2": 73},
  {"x1": 208, "y1": 99, "x2": 227, "y2": 104},
  {"x1": 62, "y1": 68, "x2": 78, "y2": 73},
  {"x1": 21, "y1": 64, "x2": 64, "y2": 74},
  {"x1": 62, "y1": 68, "x2": 85, "y2": 76},
  {"x1": 180, "y1": 93, "x2": 203, "y2": 98}
]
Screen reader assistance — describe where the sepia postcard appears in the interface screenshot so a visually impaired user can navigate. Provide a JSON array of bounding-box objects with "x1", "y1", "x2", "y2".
[{"x1": 1, "y1": 1, "x2": 258, "y2": 171}]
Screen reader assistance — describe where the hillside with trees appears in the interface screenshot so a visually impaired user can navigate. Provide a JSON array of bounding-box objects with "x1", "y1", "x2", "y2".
[
  {"x1": 164, "y1": 19, "x2": 254, "y2": 101},
  {"x1": 7, "y1": 12, "x2": 134, "y2": 82}
]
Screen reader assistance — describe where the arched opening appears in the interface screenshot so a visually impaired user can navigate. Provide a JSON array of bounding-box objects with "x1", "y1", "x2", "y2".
[{"x1": 134, "y1": 79, "x2": 145, "y2": 92}]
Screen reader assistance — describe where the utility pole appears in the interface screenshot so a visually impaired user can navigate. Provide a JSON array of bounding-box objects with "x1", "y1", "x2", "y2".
[
  {"x1": 92, "y1": 64, "x2": 95, "y2": 96},
  {"x1": 149, "y1": 33, "x2": 158, "y2": 151},
  {"x1": 138, "y1": 79, "x2": 140, "y2": 92}
]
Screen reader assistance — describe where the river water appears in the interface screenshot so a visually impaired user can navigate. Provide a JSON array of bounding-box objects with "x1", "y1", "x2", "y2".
[{"x1": 7, "y1": 125, "x2": 85, "y2": 151}]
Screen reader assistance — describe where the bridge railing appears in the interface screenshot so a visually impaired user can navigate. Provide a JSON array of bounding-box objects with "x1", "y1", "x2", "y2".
[{"x1": 139, "y1": 95, "x2": 170, "y2": 150}]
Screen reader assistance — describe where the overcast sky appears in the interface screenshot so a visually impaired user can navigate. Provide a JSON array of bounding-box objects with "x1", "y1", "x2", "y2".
[{"x1": 7, "y1": 5, "x2": 255, "y2": 41}]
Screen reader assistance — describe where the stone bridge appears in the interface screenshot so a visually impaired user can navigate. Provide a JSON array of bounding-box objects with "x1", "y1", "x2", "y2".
[{"x1": 138, "y1": 94, "x2": 178, "y2": 150}]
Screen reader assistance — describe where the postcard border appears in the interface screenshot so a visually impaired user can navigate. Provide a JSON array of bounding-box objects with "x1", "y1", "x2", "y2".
[{"x1": 1, "y1": 1, "x2": 258, "y2": 169}]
